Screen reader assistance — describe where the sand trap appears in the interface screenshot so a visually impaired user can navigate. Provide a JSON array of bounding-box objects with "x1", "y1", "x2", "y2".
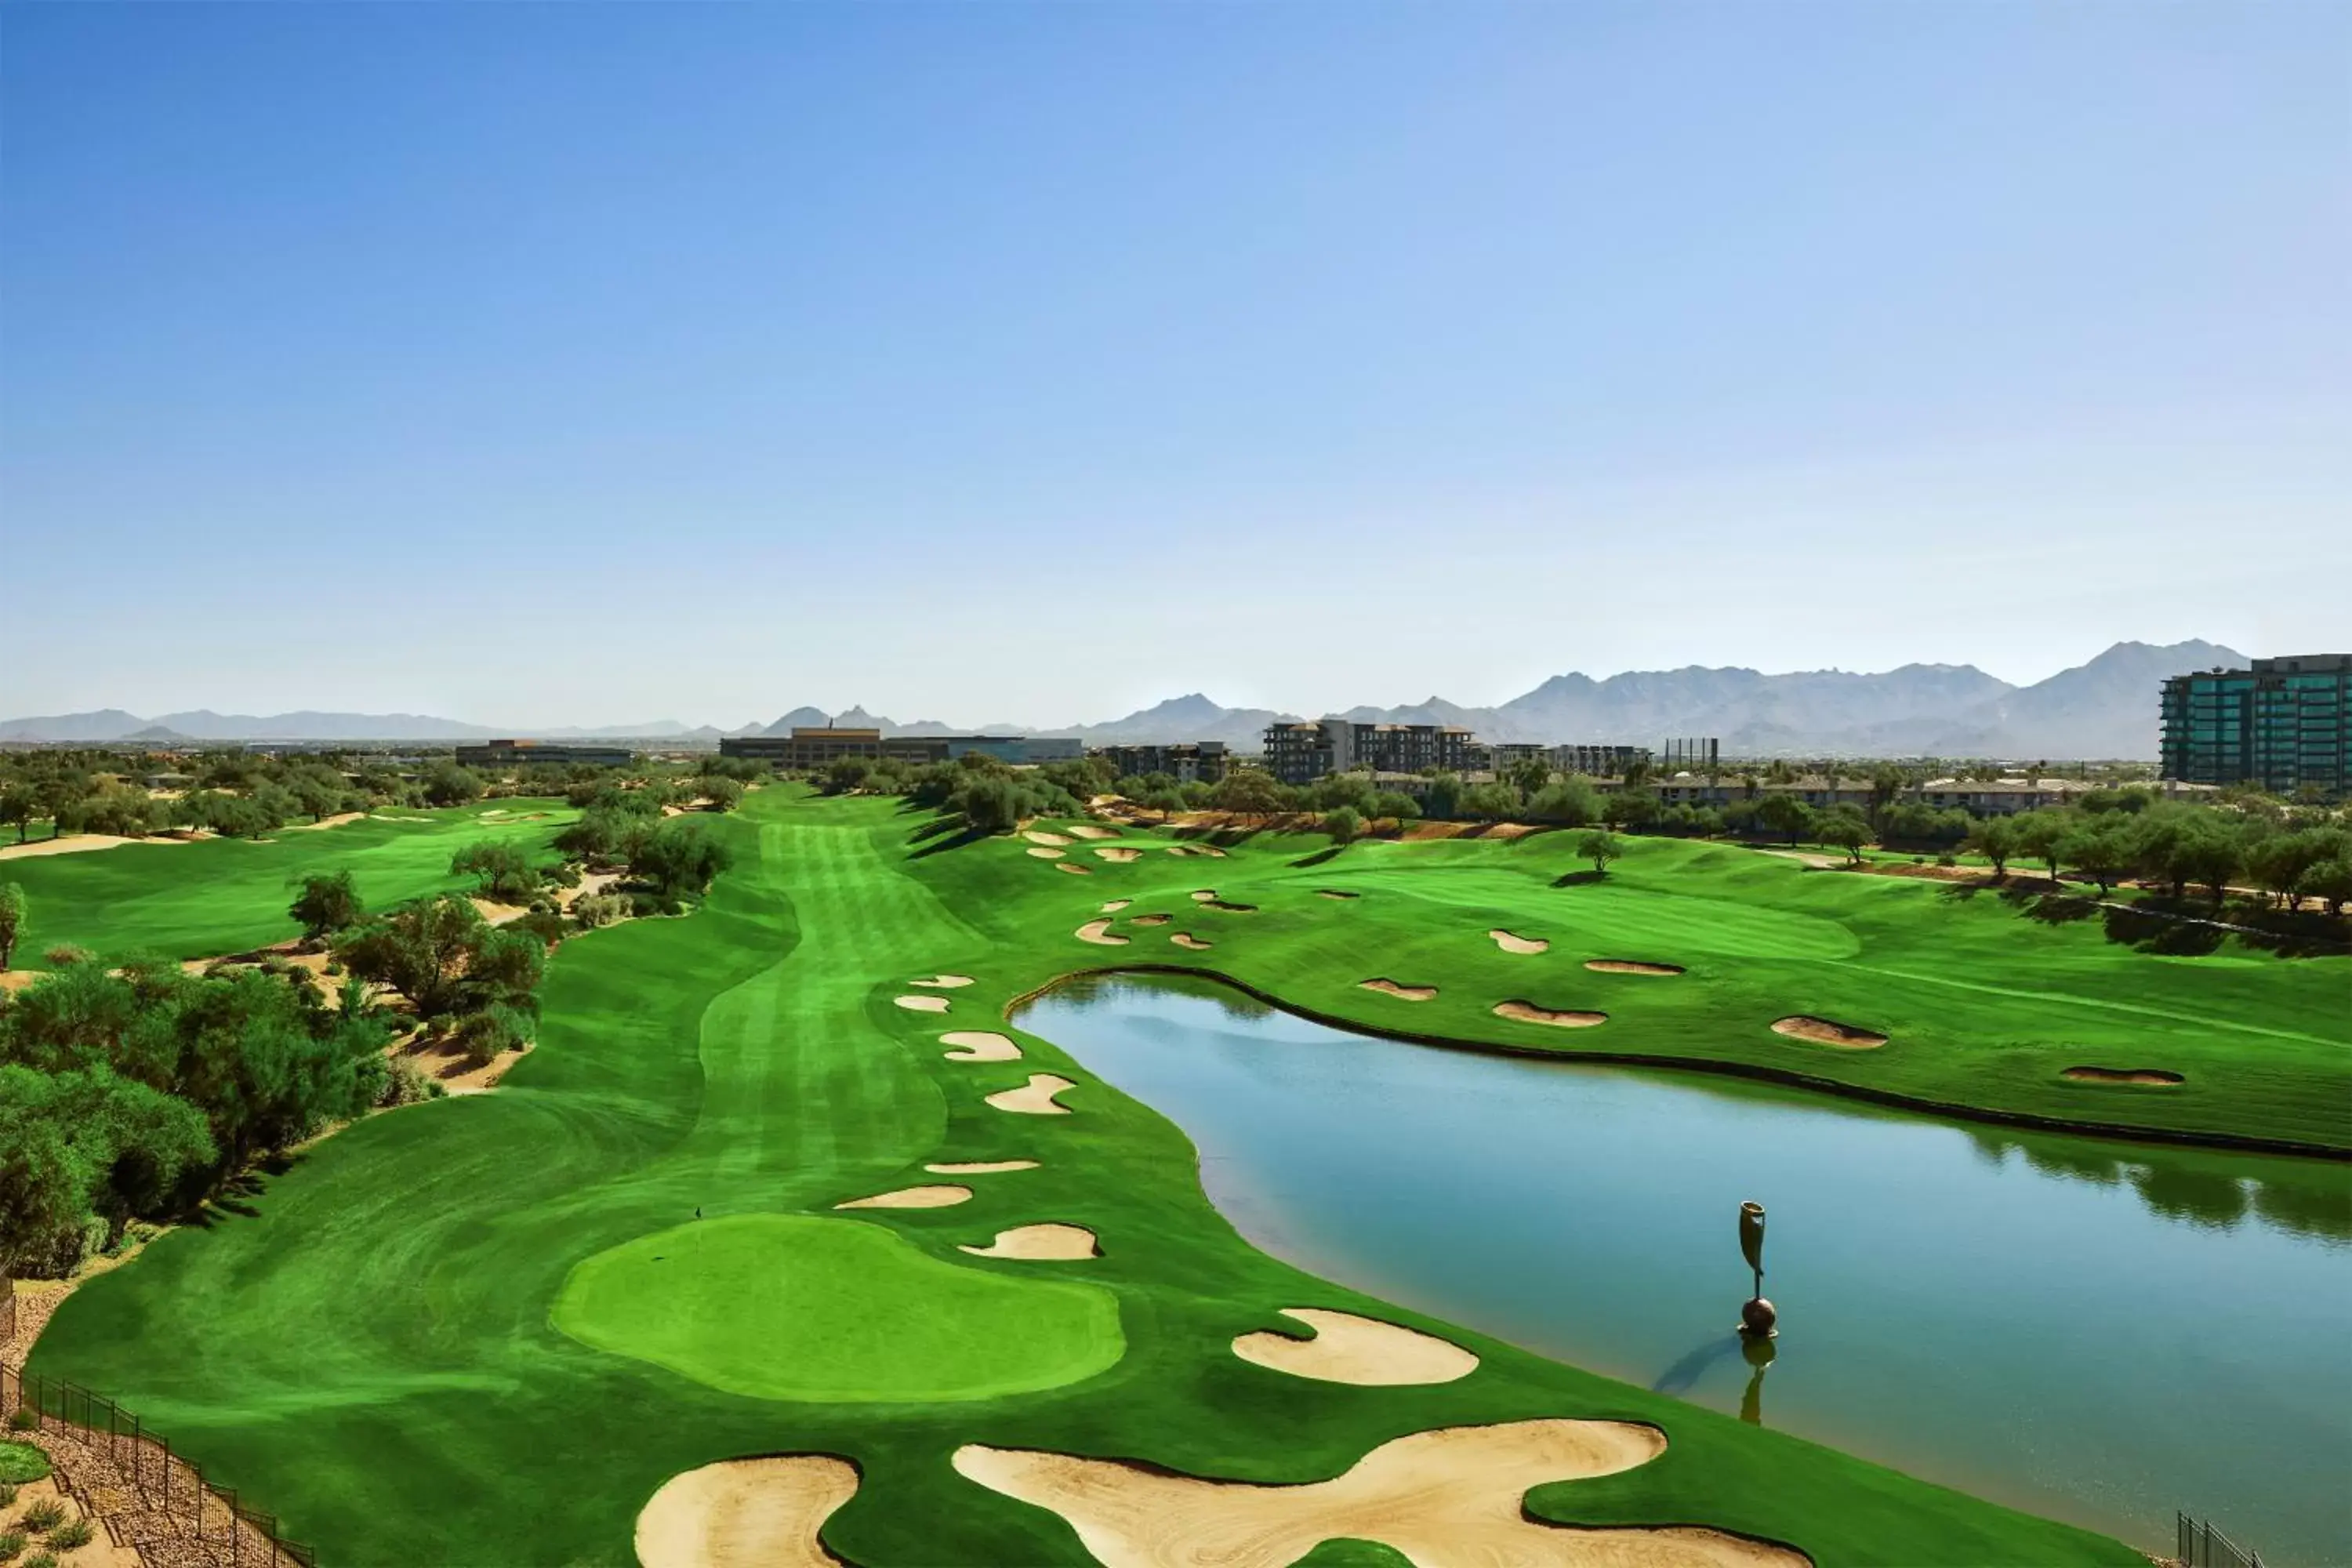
[
  {"x1": 833, "y1": 1184, "x2": 972, "y2": 1210},
  {"x1": 953, "y1": 1421, "x2": 1808, "y2": 1568},
  {"x1": 1065, "y1": 826, "x2": 1120, "y2": 840},
  {"x1": 1585, "y1": 960, "x2": 1685, "y2": 976},
  {"x1": 1489, "y1": 929, "x2": 1549, "y2": 954},
  {"x1": 1361, "y1": 978, "x2": 1436, "y2": 1001},
  {"x1": 284, "y1": 811, "x2": 368, "y2": 832},
  {"x1": 1201, "y1": 900, "x2": 1255, "y2": 913},
  {"x1": 1771, "y1": 1015, "x2": 1888, "y2": 1049},
  {"x1": 1076, "y1": 920, "x2": 1131, "y2": 946},
  {"x1": 2063, "y1": 1066, "x2": 2184, "y2": 1086},
  {"x1": 960, "y1": 1223, "x2": 1101, "y2": 1261},
  {"x1": 1100, "y1": 899, "x2": 1132, "y2": 913},
  {"x1": 893, "y1": 994, "x2": 951, "y2": 1012},
  {"x1": 942, "y1": 1031, "x2": 1023, "y2": 1062},
  {"x1": 1171, "y1": 934, "x2": 1212, "y2": 950},
  {"x1": 1130, "y1": 913, "x2": 1172, "y2": 927},
  {"x1": 1316, "y1": 890, "x2": 1359, "y2": 900},
  {"x1": 1094, "y1": 847, "x2": 1142, "y2": 862},
  {"x1": 472, "y1": 898, "x2": 529, "y2": 925},
  {"x1": 1023, "y1": 830, "x2": 1073, "y2": 846},
  {"x1": 0, "y1": 832, "x2": 191, "y2": 861},
  {"x1": 910, "y1": 974, "x2": 975, "y2": 989},
  {"x1": 985, "y1": 1074, "x2": 1077, "y2": 1115},
  {"x1": 1232, "y1": 1308, "x2": 1479, "y2": 1386},
  {"x1": 635, "y1": 1454, "x2": 858, "y2": 1568},
  {"x1": 1494, "y1": 1001, "x2": 1608, "y2": 1029},
  {"x1": 1055, "y1": 862, "x2": 1092, "y2": 876},
  {"x1": 1027, "y1": 845, "x2": 1067, "y2": 859},
  {"x1": 1190, "y1": 889, "x2": 1218, "y2": 901},
  {"x1": 926, "y1": 1160, "x2": 1040, "y2": 1174}
]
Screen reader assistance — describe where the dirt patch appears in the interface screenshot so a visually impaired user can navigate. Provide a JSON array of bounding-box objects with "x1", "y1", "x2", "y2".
[
  {"x1": 1771, "y1": 1015, "x2": 1888, "y2": 1049},
  {"x1": 833, "y1": 1184, "x2": 972, "y2": 1210},
  {"x1": 942, "y1": 1032, "x2": 1023, "y2": 1062},
  {"x1": 953, "y1": 1420, "x2": 1808, "y2": 1568},
  {"x1": 391, "y1": 1030, "x2": 525, "y2": 1095},
  {"x1": 926, "y1": 1160, "x2": 1039, "y2": 1174},
  {"x1": 1494, "y1": 1001, "x2": 1607, "y2": 1029},
  {"x1": 1316, "y1": 890, "x2": 1359, "y2": 900},
  {"x1": 283, "y1": 811, "x2": 368, "y2": 832},
  {"x1": 1361, "y1": 979, "x2": 1436, "y2": 1001},
  {"x1": 1076, "y1": 920, "x2": 1131, "y2": 946},
  {"x1": 1094, "y1": 847, "x2": 1142, "y2": 862},
  {"x1": 893, "y1": 994, "x2": 952, "y2": 1013},
  {"x1": 1026, "y1": 845, "x2": 1067, "y2": 860},
  {"x1": 1129, "y1": 913, "x2": 1171, "y2": 927},
  {"x1": 0, "y1": 833, "x2": 191, "y2": 861},
  {"x1": 1201, "y1": 900, "x2": 1256, "y2": 913},
  {"x1": 471, "y1": 897, "x2": 529, "y2": 925},
  {"x1": 2063, "y1": 1066, "x2": 2184, "y2": 1087},
  {"x1": 1489, "y1": 929, "x2": 1548, "y2": 954},
  {"x1": 1065, "y1": 826, "x2": 1120, "y2": 840},
  {"x1": 960, "y1": 1224, "x2": 1100, "y2": 1261},
  {"x1": 1055, "y1": 862, "x2": 1092, "y2": 876},
  {"x1": 1099, "y1": 899, "x2": 1132, "y2": 913},
  {"x1": 1232, "y1": 1308, "x2": 1478, "y2": 1386},
  {"x1": 635, "y1": 1454, "x2": 858, "y2": 1568},
  {"x1": 1172, "y1": 934, "x2": 1212, "y2": 951},
  {"x1": 2, "y1": 970, "x2": 47, "y2": 994},
  {"x1": 1585, "y1": 960, "x2": 1684, "y2": 976},
  {"x1": 1023, "y1": 830, "x2": 1073, "y2": 847},
  {"x1": 554, "y1": 869, "x2": 624, "y2": 910},
  {"x1": 985, "y1": 1074, "x2": 1078, "y2": 1116},
  {"x1": 909, "y1": 974, "x2": 975, "y2": 989}
]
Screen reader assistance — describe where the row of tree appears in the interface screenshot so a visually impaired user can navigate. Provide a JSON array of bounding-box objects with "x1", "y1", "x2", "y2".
[{"x1": 1962, "y1": 801, "x2": 2352, "y2": 911}]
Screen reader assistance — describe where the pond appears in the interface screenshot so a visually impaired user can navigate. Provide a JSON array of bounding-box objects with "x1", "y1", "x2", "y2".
[{"x1": 1018, "y1": 973, "x2": 2352, "y2": 1567}]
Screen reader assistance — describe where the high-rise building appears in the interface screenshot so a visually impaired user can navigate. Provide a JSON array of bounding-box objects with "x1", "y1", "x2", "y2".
[
  {"x1": 1260, "y1": 720, "x2": 1476, "y2": 784},
  {"x1": 2160, "y1": 655, "x2": 2348, "y2": 797}
]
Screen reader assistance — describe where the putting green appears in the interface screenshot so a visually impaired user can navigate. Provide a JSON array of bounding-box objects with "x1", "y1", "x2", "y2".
[{"x1": 552, "y1": 1214, "x2": 1123, "y2": 1402}]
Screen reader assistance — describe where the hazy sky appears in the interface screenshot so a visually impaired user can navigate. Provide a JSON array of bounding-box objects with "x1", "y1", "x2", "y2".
[{"x1": 2, "y1": 2, "x2": 2343, "y2": 729}]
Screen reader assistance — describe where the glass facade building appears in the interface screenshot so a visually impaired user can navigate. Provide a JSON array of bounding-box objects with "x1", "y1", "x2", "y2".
[{"x1": 2160, "y1": 654, "x2": 2348, "y2": 797}]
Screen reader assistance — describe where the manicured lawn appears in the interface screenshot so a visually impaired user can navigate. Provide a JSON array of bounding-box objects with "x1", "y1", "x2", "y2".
[
  {"x1": 27, "y1": 789, "x2": 2216, "y2": 1564},
  {"x1": 0, "y1": 802, "x2": 575, "y2": 964}
]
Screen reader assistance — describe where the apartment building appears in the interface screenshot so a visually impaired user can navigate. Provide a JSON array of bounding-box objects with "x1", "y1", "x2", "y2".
[
  {"x1": 2161, "y1": 654, "x2": 2348, "y2": 797},
  {"x1": 454, "y1": 739, "x2": 636, "y2": 769},
  {"x1": 1262, "y1": 720, "x2": 1476, "y2": 785},
  {"x1": 720, "y1": 729, "x2": 1079, "y2": 770},
  {"x1": 1091, "y1": 742, "x2": 1229, "y2": 784}
]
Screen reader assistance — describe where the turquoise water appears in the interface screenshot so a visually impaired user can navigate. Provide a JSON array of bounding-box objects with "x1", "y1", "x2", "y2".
[{"x1": 1020, "y1": 974, "x2": 2352, "y2": 1566}]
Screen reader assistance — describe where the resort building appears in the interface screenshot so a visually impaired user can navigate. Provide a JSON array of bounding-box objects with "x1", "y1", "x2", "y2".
[
  {"x1": 719, "y1": 729, "x2": 1079, "y2": 770},
  {"x1": 453, "y1": 739, "x2": 636, "y2": 768},
  {"x1": 1263, "y1": 720, "x2": 1477, "y2": 785},
  {"x1": 1091, "y1": 742, "x2": 1230, "y2": 784},
  {"x1": 2161, "y1": 654, "x2": 2349, "y2": 797}
]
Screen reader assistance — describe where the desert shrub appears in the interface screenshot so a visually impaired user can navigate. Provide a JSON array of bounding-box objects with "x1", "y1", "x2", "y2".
[
  {"x1": 379, "y1": 1058, "x2": 434, "y2": 1108},
  {"x1": 6, "y1": 1409, "x2": 38, "y2": 1431},
  {"x1": 510, "y1": 910, "x2": 568, "y2": 949},
  {"x1": 38, "y1": 946, "x2": 92, "y2": 968},
  {"x1": 0, "y1": 1483, "x2": 11, "y2": 1509},
  {"x1": 16, "y1": 1500, "x2": 62, "y2": 1532},
  {"x1": 454, "y1": 1005, "x2": 531, "y2": 1069},
  {"x1": 572, "y1": 895, "x2": 624, "y2": 930},
  {"x1": 25, "y1": 1550, "x2": 58, "y2": 1568},
  {"x1": 0, "y1": 1529, "x2": 27, "y2": 1561},
  {"x1": 42, "y1": 1521, "x2": 89, "y2": 1550},
  {"x1": 0, "y1": 1440, "x2": 45, "y2": 1483}
]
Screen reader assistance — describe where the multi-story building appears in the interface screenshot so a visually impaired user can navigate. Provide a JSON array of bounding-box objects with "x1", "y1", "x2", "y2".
[
  {"x1": 455, "y1": 739, "x2": 636, "y2": 769},
  {"x1": 1261, "y1": 720, "x2": 1476, "y2": 785},
  {"x1": 1549, "y1": 744, "x2": 1654, "y2": 777},
  {"x1": 1091, "y1": 742, "x2": 1229, "y2": 784},
  {"x1": 720, "y1": 729, "x2": 1079, "y2": 771},
  {"x1": 2161, "y1": 655, "x2": 2348, "y2": 797}
]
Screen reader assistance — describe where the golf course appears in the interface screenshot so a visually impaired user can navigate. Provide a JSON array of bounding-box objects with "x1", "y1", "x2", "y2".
[{"x1": 20, "y1": 785, "x2": 2347, "y2": 1564}]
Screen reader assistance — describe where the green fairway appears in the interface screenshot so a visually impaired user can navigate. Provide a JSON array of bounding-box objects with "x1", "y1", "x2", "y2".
[
  {"x1": 25, "y1": 788, "x2": 2232, "y2": 1564},
  {"x1": 0, "y1": 802, "x2": 575, "y2": 964},
  {"x1": 554, "y1": 1214, "x2": 1125, "y2": 1401}
]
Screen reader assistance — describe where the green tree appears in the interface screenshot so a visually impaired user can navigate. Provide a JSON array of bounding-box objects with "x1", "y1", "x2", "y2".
[
  {"x1": 1602, "y1": 788, "x2": 1657, "y2": 831},
  {"x1": 1755, "y1": 793, "x2": 1813, "y2": 846},
  {"x1": 1420, "y1": 771, "x2": 1465, "y2": 821},
  {"x1": 2304, "y1": 857, "x2": 2352, "y2": 917},
  {"x1": 420, "y1": 763, "x2": 482, "y2": 808},
  {"x1": 1322, "y1": 806, "x2": 1362, "y2": 846},
  {"x1": 699, "y1": 776, "x2": 746, "y2": 814},
  {"x1": 1577, "y1": 827, "x2": 1624, "y2": 877},
  {"x1": 2010, "y1": 809, "x2": 2072, "y2": 884},
  {"x1": 1142, "y1": 786, "x2": 1187, "y2": 823},
  {"x1": 1461, "y1": 782, "x2": 1521, "y2": 822},
  {"x1": 289, "y1": 872, "x2": 365, "y2": 943},
  {"x1": 1210, "y1": 769, "x2": 1286, "y2": 822},
  {"x1": 1965, "y1": 815, "x2": 2019, "y2": 879},
  {"x1": 1370, "y1": 791, "x2": 1420, "y2": 831},
  {"x1": 1526, "y1": 777, "x2": 1598, "y2": 827},
  {"x1": 451, "y1": 841, "x2": 540, "y2": 904},
  {"x1": 338, "y1": 896, "x2": 492, "y2": 1020},
  {"x1": 2058, "y1": 818, "x2": 2133, "y2": 897},
  {"x1": 2243, "y1": 829, "x2": 2321, "y2": 910},
  {"x1": 0, "y1": 884, "x2": 24, "y2": 968},
  {"x1": 1816, "y1": 805, "x2": 1872, "y2": 865},
  {"x1": 0, "y1": 785, "x2": 36, "y2": 844},
  {"x1": 629, "y1": 821, "x2": 732, "y2": 902},
  {"x1": 1506, "y1": 756, "x2": 1552, "y2": 799}
]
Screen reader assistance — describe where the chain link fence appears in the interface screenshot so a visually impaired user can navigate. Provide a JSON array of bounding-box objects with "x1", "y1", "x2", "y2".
[{"x1": 2178, "y1": 1512, "x2": 2263, "y2": 1568}]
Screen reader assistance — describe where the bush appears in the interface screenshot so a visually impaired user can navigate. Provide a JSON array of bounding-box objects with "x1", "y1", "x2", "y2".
[
  {"x1": 6, "y1": 1409, "x2": 38, "y2": 1432},
  {"x1": 572, "y1": 894, "x2": 625, "y2": 930},
  {"x1": 15, "y1": 1501, "x2": 61, "y2": 1532},
  {"x1": 379, "y1": 1058, "x2": 435, "y2": 1107},
  {"x1": 0, "y1": 1440, "x2": 45, "y2": 1483},
  {"x1": 0, "y1": 1530, "x2": 26, "y2": 1561},
  {"x1": 25, "y1": 1552, "x2": 57, "y2": 1568},
  {"x1": 42, "y1": 1521, "x2": 89, "y2": 1551},
  {"x1": 0, "y1": 1484, "x2": 11, "y2": 1510}
]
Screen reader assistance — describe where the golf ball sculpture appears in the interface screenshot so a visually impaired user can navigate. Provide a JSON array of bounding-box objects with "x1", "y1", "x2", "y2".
[{"x1": 1737, "y1": 1200, "x2": 1777, "y2": 1338}]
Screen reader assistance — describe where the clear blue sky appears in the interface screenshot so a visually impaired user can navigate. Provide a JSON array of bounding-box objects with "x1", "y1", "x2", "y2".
[{"x1": 3, "y1": 2, "x2": 2343, "y2": 728}]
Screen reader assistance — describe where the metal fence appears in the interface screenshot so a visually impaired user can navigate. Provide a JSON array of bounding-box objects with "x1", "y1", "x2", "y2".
[
  {"x1": 2, "y1": 1363, "x2": 316, "y2": 1567},
  {"x1": 2179, "y1": 1512, "x2": 2263, "y2": 1568}
]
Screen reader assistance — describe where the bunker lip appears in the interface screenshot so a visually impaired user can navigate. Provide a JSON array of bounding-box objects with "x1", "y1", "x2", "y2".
[
  {"x1": 926, "y1": 1160, "x2": 1039, "y2": 1174},
  {"x1": 1172, "y1": 934, "x2": 1212, "y2": 950},
  {"x1": 1360, "y1": 978, "x2": 1436, "y2": 1000},
  {"x1": 1488, "y1": 929, "x2": 1548, "y2": 954},
  {"x1": 1585, "y1": 960, "x2": 1685, "y2": 976},
  {"x1": 1129, "y1": 913, "x2": 1171, "y2": 927},
  {"x1": 1022, "y1": 830, "x2": 1073, "y2": 846},
  {"x1": 909, "y1": 974, "x2": 975, "y2": 989},
  {"x1": 1026, "y1": 846, "x2": 1066, "y2": 859},
  {"x1": 1231, "y1": 1308, "x2": 1479, "y2": 1386},
  {"x1": 1076, "y1": 920, "x2": 1130, "y2": 946},
  {"x1": 634, "y1": 1454, "x2": 858, "y2": 1568},
  {"x1": 1098, "y1": 899, "x2": 1132, "y2": 913},
  {"x1": 2063, "y1": 1067, "x2": 2184, "y2": 1087},
  {"x1": 960, "y1": 1223, "x2": 1101, "y2": 1260},
  {"x1": 941, "y1": 1031, "x2": 1022, "y2": 1062},
  {"x1": 1772, "y1": 1015, "x2": 1888, "y2": 1049},
  {"x1": 833, "y1": 1184, "x2": 972, "y2": 1209},
  {"x1": 1494, "y1": 1000, "x2": 1607, "y2": 1029},
  {"x1": 1316, "y1": 889, "x2": 1359, "y2": 899},
  {"x1": 1055, "y1": 862, "x2": 1093, "y2": 875}
]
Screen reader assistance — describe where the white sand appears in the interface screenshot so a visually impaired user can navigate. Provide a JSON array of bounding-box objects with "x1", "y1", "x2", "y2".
[
  {"x1": 1231, "y1": 1308, "x2": 1479, "y2": 1386},
  {"x1": 925, "y1": 1160, "x2": 1040, "y2": 1174},
  {"x1": 1360, "y1": 978, "x2": 1436, "y2": 1001},
  {"x1": 960, "y1": 1223, "x2": 1100, "y2": 1260},
  {"x1": 953, "y1": 1421, "x2": 1808, "y2": 1568},
  {"x1": 1190, "y1": 889, "x2": 1218, "y2": 901},
  {"x1": 1489, "y1": 929, "x2": 1549, "y2": 954},
  {"x1": 0, "y1": 833, "x2": 189, "y2": 861},
  {"x1": 985, "y1": 1074, "x2": 1077, "y2": 1115},
  {"x1": 1027, "y1": 845, "x2": 1067, "y2": 859},
  {"x1": 1094, "y1": 847, "x2": 1142, "y2": 862},
  {"x1": 1130, "y1": 913, "x2": 1171, "y2": 927},
  {"x1": 1055, "y1": 862, "x2": 1091, "y2": 875},
  {"x1": 1585, "y1": 960, "x2": 1684, "y2": 976},
  {"x1": 635, "y1": 1454, "x2": 858, "y2": 1568},
  {"x1": 1099, "y1": 899, "x2": 1132, "y2": 913},
  {"x1": 893, "y1": 994, "x2": 951, "y2": 1013},
  {"x1": 910, "y1": 974, "x2": 976, "y2": 989},
  {"x1": 1065, "y1": 825, "x2": 1120, "y2": 840},
  {"x1": 1076, "y1": 920, "x2": 1130, "y2": 946},
  {"x1": 1494, "y1": 1001, "x2": 1608, "y2": 1029},
  {"x1": 1023, "y1": 830, "x2": 1073, "y2": 846},
  {"x1": 942, "y1": 1031, "x2": 1023, "y2": 1062},
  {"x1": 1172, "y1": 934, "x2": 1212, "y2": 950},
  {"x1": 833, "y1": 1184, "x2": 972, "y2": 1210},
  {"x1": 1770, "y1": 1015, "x2": 1887, "y2": 1048}
]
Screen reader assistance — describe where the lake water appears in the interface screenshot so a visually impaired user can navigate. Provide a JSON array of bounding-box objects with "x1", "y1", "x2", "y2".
[{"x1": 1018, "y1": 974, "x2": 2352, "y2": 1566}]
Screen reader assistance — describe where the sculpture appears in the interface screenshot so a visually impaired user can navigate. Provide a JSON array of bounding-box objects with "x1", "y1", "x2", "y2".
[{"x1": 1737, "y1": 1200, "x2": 1777, "y2": 1338}]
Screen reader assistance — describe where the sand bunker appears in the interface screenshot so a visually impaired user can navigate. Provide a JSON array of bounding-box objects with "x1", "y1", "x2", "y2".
[
  {"x1": 1361, "y1": 978, "x2": 1437, "y2": 1000},
  {"x1": 2063, "y1": 1066, "x2": 2184, "y2": 1086},
  {"x1": 284, "y1": 811, "x2": 368, "y2": 832},
  {"x1": 1200, "y1": 900, "x2": 1255, "y2": 913},
  {"x1": 910, "y1": 974, "x2": 975, "y2": 989},
  {"x1": 1130, "y1": 913, "x2": 1172, "y2": 927},
  {"x1": 1771, "y1": 1015, "x2": 1888, "y2": 1049},
  {"x1": 833, "y1": 1184, "x2": 972, "y2": 1210},
  {"x1": 1232, "y1": 1308, "x2": 1479, "y2": 1386},
  {"x1": 1316, "y1": 890, "x2": 1359, "y2": 900},
  {"x1": 636, "y1": 1454, "x2": 858, "y2": 1568},
  {"x1": 1026, "y1": 846, "x2": 1066, "y2": 860},
  {"x1": 1489, "y1": 929, "x2": 1549, "y2": 954},
  {"x1": 0, "y1": 832, "x2": 191, "y2": 861},
  {"x1": 1023, "y1": 830, "x2": 1073, "y2": 847},
  {"x1": 953, "y1": 1421, "x2": 1809, "y2": 1568},
  {"x1": 960, "y1": 1223, "x2": 1101, "y2": 1261},
  {"x1": 1100, "y1": 899, "x2": 1132, "y2": 913},
  {"x1": 893, "y1": 994, "x2": 951, "y2": 1013},
  {"x1": 1094, "y1": 847, "x2": 1142, "y2": 862},
  {"x1": 1172, "y1": 934, "x2": 1212, "y2": 950},
  {"x1": 1065, "y1": 825, "x2": 1120, "y2": 840},
  {"x1": 1585, "y1": 960, "x2": 1685, "y2": 976},
  {"x1": 942, "y1": 1031, "x2": 1023, "y2": 1062},
  {"x1": 1494, "y1": 1001, "x2": 1608, "y2": 1029},
  {"x1": 986, "y1": 1074, "x2": 1078, "y2": 1115},
  {"x1": 926, "y1": 1160, "x2": 1040, "y2": 1174},
  {"x1": 1076, "y1": 920, "x2": 1131, "y2": 946},
  {"x1": 1055, "y1": 862, "x2": 1092, "y2": 876},
  {"x1": 1190, "y1": 889, "x2": 1218, "y2": 901}
]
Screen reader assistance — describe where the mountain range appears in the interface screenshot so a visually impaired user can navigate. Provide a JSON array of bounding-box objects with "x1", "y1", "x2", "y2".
[{"x1": 0, "y1": 640, "x2": 2248, "y2": 759}]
